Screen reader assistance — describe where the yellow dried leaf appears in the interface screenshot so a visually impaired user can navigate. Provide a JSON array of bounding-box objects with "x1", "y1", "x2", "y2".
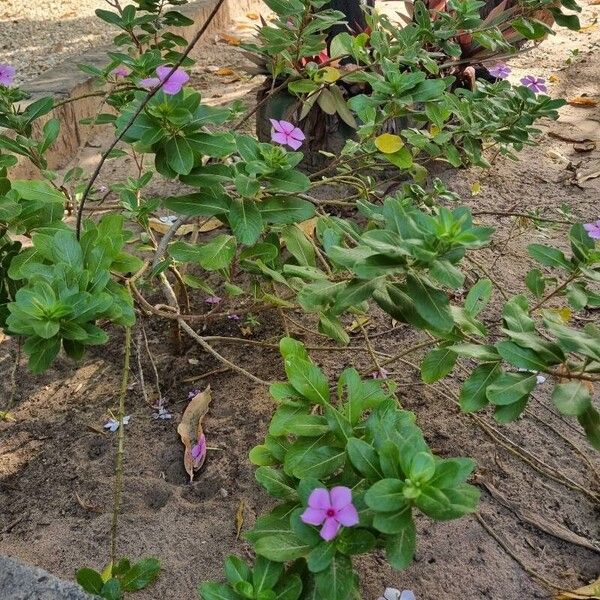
[
  {"x1": 298, "y1": 217, "x2": 318, "y2": 238},
  {"x1": 148, "y1": 217, "x2": 223, "y2": 235},
  {"x1": 555, "y1": 575, "x2": 600, "y2": 599},
  {"x1": 471, "y1": 181, "x2": 481, "y2": 196},
  {"x1": 375, "y1": 133, "x2": 404, "y2": 154},
  {"x1": 568, "y1": 96, "x2": 598, "y2": 107},
  {"x1": 429, "y1": 124, "x2": 441, "y2": 136},
  {"x1": 557, "y1": 306, "x2": 572, "y2": 323},
  {"x1": 235, "y1": 499, "x2": 246, "y2": 539},
  {"x1": 549, "y1": 74, "x2": 560, "y2": 83},
  {"x1": 246, "y1": 12, "x2": 259, "y2": 19},
  {"x1": 319, "y1": 67, "x2": 341, "y2": 83},
  {"x1": 220, "y1": 34, "x2": 241, "y2": 46},
  {"x1": 578, "y1": 22, "x2": 598, "y2": 32},
  {"x1": 177, "y1": 387, "x2": 212, "y2": 482},
  {"x1": 347, "y1": 315, "x2": 370, "y2": 333},
  {"x1": 216, "y1": 67, "x2": 236, "y2": 76}
]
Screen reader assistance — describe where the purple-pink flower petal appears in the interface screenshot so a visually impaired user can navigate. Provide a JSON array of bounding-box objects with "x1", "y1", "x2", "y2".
[
  {"x1": 112, "y1": 65, "x2": 130, "y2": 78},
  {"x1": 140, "y1": 77, "x2": 160, "y2": 90},
  {"x1": 272, "y1": 131, "x2": 289, "y2": 146},
  {"x1": 270, "y1": 118, "x2": 284, "y2": 133},
  {"x1": 583, "y1": 220, "x2": 600, "y2": 240},
  {"x1": 335, "y1": 503, "x2": 360, "y2": 527},
  {"x1": 279, "y1": 120, "x2": 296, "y2": 135},
  {"x1": 290, "y1": 127, "x2": 306, "y2": 141},
  {"x1": 330, "y1": 486, "x2": 352, "y2": 510},
  {"x1": 0, "y1": 63, "x2": 16, "y2": 86},
  {"x1": 320, "y1": 517, "x2": 341, "y2": 541},
  {"x1": 287, "y1": 136, "x2": 303, "y2": 151},
  {"x1": 307, "y1": 487, "x2": 330, "y2": 510},
  {"x1": 520, "y1": 75, "x2": 547, "y2": 93},
  {"x1": 301, "y1": 507, "x2": 327, "y2": 526},
  {"x1": 488, "y1": 63, "x2": 511, "y2": 79}
]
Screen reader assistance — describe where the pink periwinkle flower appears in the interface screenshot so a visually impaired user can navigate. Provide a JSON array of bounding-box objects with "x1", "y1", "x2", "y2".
[
  {"x1": 488, "y1": 63, "x2": 511, "y2": 79},
  {"x1": 372, "y1": 367, "x2": 389, "y2": 380},
  {"x1": 205, "y1": 295, "x2": 222, "y2": 306},
  {"x1": 583, "y1": 219, "x2": 600, "y2": 240},
  {"x1": 270, "y1": 119, "x2": 305, "y2": 151},
  {"x1": 300, "y1": 486, "x2": 359, "y2": 541},
  {"x1": 112, "y1": 65, "x2": 131, "y2": 78},
  {"x1": 0, "y1": 64, "x2": 15, "y2": 86},
  {"x1": 520, "y1": 75, "x2": 547, "y2": 94},
  {"x1": 187, "y1": 389, "x2": 200, "y2": 400},
  {"x1": 378, "y1": 589, "x2": 416, "y2": 600},
  {"x1": 140, "y1": 65, "x2": 189, "y2": 95},
  {"x1": 191, "y1": 433, "x2": 207, "y2": 467},
  {"x1": 228, "y1": 314, "x2": 241, "y2": 321}
]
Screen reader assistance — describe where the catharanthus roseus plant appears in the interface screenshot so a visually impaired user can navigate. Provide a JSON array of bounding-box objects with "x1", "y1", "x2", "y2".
[
  {"x1": 199, "y1": 338, "x2": 480, "y2": 599},
  {"x1": 0, "y1": 0, "x2": 597, "y2": 598}
]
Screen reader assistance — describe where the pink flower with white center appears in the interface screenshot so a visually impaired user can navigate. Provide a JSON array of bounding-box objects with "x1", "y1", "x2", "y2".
[
  {"x1": 583, "y1": 219, "x2": 600, "y2": 240},
  {"x1": 205, "y1": 295, "x2": 222, "y2": 306},
  {"x1": 0, "y1": 64, "x2": 15, "y2": 86},
  {"x1": 140, "y1": 65, "x2": 189, "y2": 95},
  {"x1": 270, "y1": 119, "x2": 305, "y2": 150},
  {"x1": 112, "y1": 65, "x2": 130, "y2": 78},
  {"x1": 520, "y1": 75, "x2": 547, "y2": 94},
  {"x1": 300, "y1": 486, "x2": 359, "y2": 541},
  {"x1": 372, "y1": 367, "x2": 389, "y2": 380},
  {"x1": 191, "y1": 433, "x2": 207, "y2": 468}
]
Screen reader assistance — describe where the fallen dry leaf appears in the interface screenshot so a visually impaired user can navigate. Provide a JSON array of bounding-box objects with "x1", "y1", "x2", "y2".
[
  {"x1": 555, "y1": 576, "x2": 600, "y2": 599},
  {"x1": 298, "y1": 217, "x2": 318, "y2": 238},
  {"x1": 149, "y1": 217, "x2": 222, "y2": 235},
  {"x1": 235, "y1": 499, "x2": 246, "y2": 539},
  {"x1": 574, "y1": 141, "x2": 596, "y2": 152},
  {"x1": 219, "y1": 34, "x2": 241, "y2": 46},
  {"x1": 216, "y1": 67, "x2": 236, "y2": 77},
  {"x1": 549, "y1": 74, "x2": 560, "y2": 83},
  {"x1": 246, "y1": 12, "x2": 259, "y2": 19},
  {"x1": 568, "y1": 96, "x2": 598, "y2": 107},
  {"x1": 347, "y1": 315, "x2": 370, "y2": 333},
  {"x1": 177, "y1": 387, "x2": 212, "y2": 482},
  {"x1": 576, "y1": 159, "x2": 600, "y2": 184}
]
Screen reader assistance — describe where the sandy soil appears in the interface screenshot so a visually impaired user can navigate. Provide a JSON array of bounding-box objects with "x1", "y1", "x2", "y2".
[{"x1": 1, "y1": 2, "x2": 599, "y2": 599}]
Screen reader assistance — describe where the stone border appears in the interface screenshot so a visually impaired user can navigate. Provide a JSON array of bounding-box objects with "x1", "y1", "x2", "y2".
[{"x1": 13, "y1": 0, "x2": 263, "y2": 178}]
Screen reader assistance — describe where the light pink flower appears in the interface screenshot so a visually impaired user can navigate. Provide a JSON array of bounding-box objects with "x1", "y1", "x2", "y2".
[
  {"x1": 372, "y1": 367, "x2": 389, "y2": 380},
  {"x1": 191, "y1": 433, "x2": 206, "y2": 467},
  {"x1": 205, "y1": 295, "x2": 222, "y2": 306},
  {"x1": 300, "y1": 486, "x2": 359, "y2": 541},
  {"x1": 520, "y1": 75, "x2": 547, "y2": 93},
  {"x1": 583, "y1": 219, "x2": 600, "y2": 240},
  {"x1": 112, "y1": 65, "x2": 130, "y2": 78},
  {"x1": 270, "y1": 119, "x2": 305, "y2": 150},
  {"x1": 140, "y1": 65, "x2": 189, "y2": 95},
  {"x1": 488, "y1": 63, "x2": 511, "y2": 79},
  {"x1": 0, "y1": 64, "x2": 15, "y2": 86}
]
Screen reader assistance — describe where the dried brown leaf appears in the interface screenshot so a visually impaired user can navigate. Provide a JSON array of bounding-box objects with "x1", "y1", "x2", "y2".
[
  {"x1": 219, "y1": 34, "x2": 241, "y2": 46},
  {"x1": 235, "y1": 499, "x2": 246, "y2": 539},
  {"x1": 298, "y1": 217, "x2": 318, "y2": 238},
  {"x1": 555, "y1": 577, "x2": 600, "y2": 599},
  {"x1": 568, "y1": 96, "x2": 598, "y2": 107},
  {"x1": 177, "y1": 386, "x2": 212, "y2": 482},
  {"x1": 246, "y1": 12, "x2": 259, "y2": 19},
  {"x1": 216, "y1": 67, "x2": 236, "y2": 77}
]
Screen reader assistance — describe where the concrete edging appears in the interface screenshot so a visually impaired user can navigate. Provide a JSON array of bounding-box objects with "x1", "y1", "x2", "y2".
[{"x1": 13, "y1": 0, "x2": 264, "y2": 178}]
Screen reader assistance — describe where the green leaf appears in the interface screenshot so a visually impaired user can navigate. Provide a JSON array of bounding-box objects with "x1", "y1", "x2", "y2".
[
  {"x1": 281, "y1": 225, "x2": 315, "y2": 267},
  {"x1": 552, "y1": 381, "x2": 592, "y2": 416},
  {"x1": 464, "y1": 279, "x2": 492, "y2": 316},
  {"x1": 284, "y1": 438, "x2": 345, "y2": 479},
  {"x1": 525, "y1": 269, "x2": 545, "y2": 297},
  {"x1": 578, "y1": 406, "x2": 600, "y2": 451},
  {"x1": 364, "y1": 478, "x2": 405, "y2": 512},
  {"x1": 269, "y1": 406, "x2": 329, "y2": 437},
  {"x1": 273, "y1": 574, "x2": 302, "y2": 600},
  {"x1": 260, "y1": 197, "x2": 316, "y2": 224},
  {"x1": 121, "y1": 558, "x2": 160, "y2": 592},
  {"x1": 75, "y1": 568, "x2": 104, "y2": 594},
  {"x1": 527, "y1": 244, "x2": 571, "y2": 270},
  {"x1": 409, "y1": 451, "x2": 436, "y2": 483},
  {"x1": 416, "y1": 484, "x2": 480, "y2": 520},
  {"x1": 230, "y1": 199, "x2": 263, "y2": 245},
  {"x1": 285, "y1": 358, "x2": 329, "y2": 405},
  {"x1": 187, "y1": 132, "x2": 236, "y2": 157},
  {"x1": 253, "y1": 557, "x2": 283, "y2": 593},
  {"x1": 23, "y1": 336, "x2": 61, "y2": 374},
  {"x1": 100, "y1": 579, "x2": 122, "y2": 600},
  {"x1": 224, "y1": 556, "x2": 251, "y2": 586},
  {"x1": 265, "y1": 169, "x2": 310, "y2": 193},
  {"x1": 385, "y1": 518, "x2": 416, "y2": 570},
  {"x1": 165, "y1": 136, "x2": 194, "y2": 175},
  {"x1": 335, "y1": 527, "x2": 376, "y2": 555},
  {"x1": 199, "y1": 582, "x2": 243, "y2": 600},
  {"x1": 173, "y1": 235, "x2": 236, "y2": 271},
  {"x1": 372, "y1": 504, "x2": 412, "y2": 535},
  {"x1": 420, "y1": 347, "x2": 457, "y2": 383},
  {"x1": 496, "y1": 341, "x2": 548, "y2": 371},
  {"x1": 486, "y1": 372, "x2": 537, "y2": 406},
  {"x1": 404, "y1": 275, "x2": 454, "y2": 333},
  {"x1": 314, "y1": 554, "x2": 354, "y2": 600},
  {"x1": 307, "y1": 542, "x2": 336, "y2": 573},
  {"x1": 164, "y1": 192, "x2": 230, "y2": 217},
  {"x1": 254, "y1": 533, "x2": 310, "y2": 562},
  {"x1": 255, "y1": 467, "x2": 297, "y2": 500},
  {"x1": 346, "y1": 438, "x2": 383, "y2": 479},
  {"x1": 23, "y1": 96, "x2": 54, "y2": 124},
  {"x1": 459, "y1": 363, "x2": 501, "y2": 412}
]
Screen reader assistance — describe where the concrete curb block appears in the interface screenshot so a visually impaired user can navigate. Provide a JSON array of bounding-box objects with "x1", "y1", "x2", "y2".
[
  {"x1": 13, "y1": 0, "x2": 263, "y2": 178},
  {"x1": 0, "y1": 555, "x2": 96, "y2": 600}
]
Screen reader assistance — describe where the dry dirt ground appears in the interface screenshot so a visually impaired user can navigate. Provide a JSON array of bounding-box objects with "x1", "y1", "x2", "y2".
[{"x1": 1, "y1": 2, "x2": 600, "y2": 600}]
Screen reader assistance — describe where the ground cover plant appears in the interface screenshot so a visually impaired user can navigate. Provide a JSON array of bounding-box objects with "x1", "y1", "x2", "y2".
[{"x1": 0, "y1": 0, "x2": 598, "y2": 598}]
